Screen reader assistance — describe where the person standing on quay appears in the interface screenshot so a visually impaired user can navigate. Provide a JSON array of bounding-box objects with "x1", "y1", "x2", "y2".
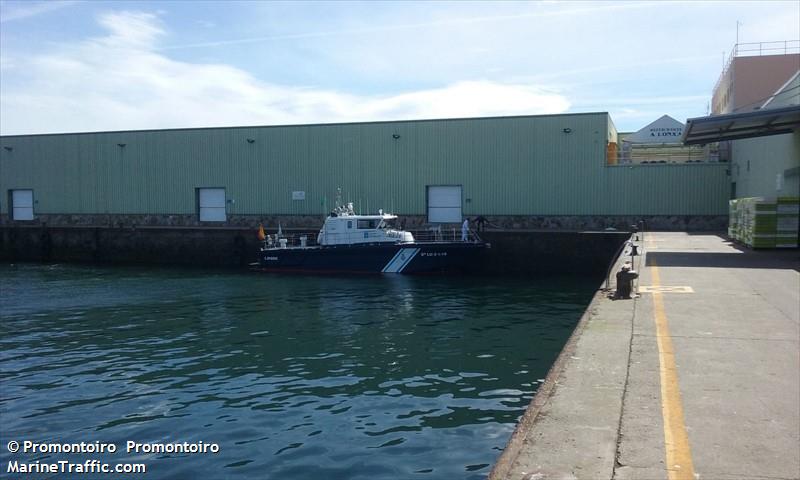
[{"x1": 461, "y1": 218, "x2": 469, "y2": 242}]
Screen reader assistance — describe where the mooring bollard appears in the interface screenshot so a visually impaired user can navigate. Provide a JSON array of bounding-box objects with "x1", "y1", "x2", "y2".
[{"x1": 615, "y1": 265, "x2": 639, "y2": 299}]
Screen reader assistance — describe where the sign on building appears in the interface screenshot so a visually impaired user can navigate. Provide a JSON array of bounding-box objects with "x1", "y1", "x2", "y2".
[{"x1": 624, "y1": 115, "x2": 685, "y2": 144}]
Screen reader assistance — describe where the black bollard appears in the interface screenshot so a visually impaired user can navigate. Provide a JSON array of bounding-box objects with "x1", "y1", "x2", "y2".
[{"x1": 615, "y1": 265, "x2": 639, "y2": 299}]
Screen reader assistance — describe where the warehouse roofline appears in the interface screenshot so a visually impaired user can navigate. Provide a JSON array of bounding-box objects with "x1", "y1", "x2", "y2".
[{"x1": 0, "y1": 111, "x2": 610, "y2": 139}]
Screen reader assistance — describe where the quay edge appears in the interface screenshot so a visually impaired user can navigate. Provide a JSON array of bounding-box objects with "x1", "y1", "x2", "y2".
[
  {"x1": 490, "y1": 232, "x2": 800, "y2": 480},
  {"x1": 489, "y1": 236, "x2": 634, "y2": 480}
]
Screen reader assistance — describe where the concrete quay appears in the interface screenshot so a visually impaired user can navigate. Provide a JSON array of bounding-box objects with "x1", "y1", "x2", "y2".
[{"x1": 492, "y1": 232, "x2": 800, "y2": 480}]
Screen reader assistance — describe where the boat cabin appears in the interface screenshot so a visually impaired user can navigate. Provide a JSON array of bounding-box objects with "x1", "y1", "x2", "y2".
[{"x1": 317, "y1": 204, "x2": 414, "y2": 246}]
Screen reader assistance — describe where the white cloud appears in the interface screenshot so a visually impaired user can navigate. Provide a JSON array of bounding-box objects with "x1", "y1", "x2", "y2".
[
  {"x1": 0, "y1": 0, "x2": 80, "y2": 23},
  {"x1": 0, "y1": 11, "x2": 569, "y2": 135},
  {"x1": 95, "y1": 11, "x2": 164, "y2": 48},
  {"x1": 358, "y1": 82, "x2": 569, "y2": 119}
]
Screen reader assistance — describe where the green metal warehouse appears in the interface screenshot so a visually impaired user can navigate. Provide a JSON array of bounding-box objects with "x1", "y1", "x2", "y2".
[{"x1": 1, "y1": 112, "x2": 728, "y2": 232}]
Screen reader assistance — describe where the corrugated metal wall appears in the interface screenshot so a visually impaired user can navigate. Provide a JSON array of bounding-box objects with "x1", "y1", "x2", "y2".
[
  {"x1": 731, "y1": 131, "x2": 800, "y2": 198},
  {"x1": 0, "y1": 113, "x2": 729, "y2": 217},
  {"x1": 728, "y1": 75, "x2": 800, "y2": 199},
  {"x1": 600, "y1": 164, "x2": 729, "y2": 215}
]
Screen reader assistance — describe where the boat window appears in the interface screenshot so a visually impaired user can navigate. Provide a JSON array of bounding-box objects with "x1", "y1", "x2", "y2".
[
  {"x1": 347, "y1": 221, "x2": 353, "y2": 229},
  {"x1": 357, "y1": 219, "x2": 378, "y2": 229},
  {"x1": 379, "y1": 219, "x2": 395, "y2": 229}
]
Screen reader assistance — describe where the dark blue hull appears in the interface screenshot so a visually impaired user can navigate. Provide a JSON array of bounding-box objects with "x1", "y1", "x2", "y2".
[{"x1": 256, "y1": 242, "x2": 488, "y2": 274}]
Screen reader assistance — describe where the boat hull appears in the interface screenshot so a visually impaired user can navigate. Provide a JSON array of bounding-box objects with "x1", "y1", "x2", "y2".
[{"x1": 256, "y1": 242, "x2": 487, "y2": 274}]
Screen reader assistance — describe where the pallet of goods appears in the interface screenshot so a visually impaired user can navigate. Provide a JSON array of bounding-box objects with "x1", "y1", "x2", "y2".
[{"x1": 731, "y1": 197, "x2": 799, "y2": 249}]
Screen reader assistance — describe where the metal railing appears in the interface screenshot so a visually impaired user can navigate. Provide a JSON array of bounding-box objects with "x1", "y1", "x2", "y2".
[
  {"x1": 410, "y1": 228, "x2": 483, "y2": 243},
  {"x1": 734, "y1": 40, "x2": 800, "y2": 57},
  {"x1": 261, "y1": 233, "x2": 318, "y2": 249},
  {"x1": 604, "y1": 238, "x2": 634, "y2": 291},
  {"x1": 261, "y1": 228, "x2": 483, "y2": 249},
  {"x1": 616, "y1": 142, "x2": 721, "y2": 165},
  {"x1": 603, "y1": 221, "x2": 645, "y2": 291},
  {"x1": 619, "y1": 152, "x2": 718, "y2": 164},
  {"x1": 713, "y1": 40, "x2": 800, "y2": 99}
]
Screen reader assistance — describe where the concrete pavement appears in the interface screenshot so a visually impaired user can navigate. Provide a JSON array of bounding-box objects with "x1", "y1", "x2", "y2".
[{"x1": 492, "y1": 232, "x2": 800, "y2": 480}]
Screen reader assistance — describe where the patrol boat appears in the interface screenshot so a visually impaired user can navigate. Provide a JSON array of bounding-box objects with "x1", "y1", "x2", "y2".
[{"x1": 255, "y1": 203, "x2": 489, "y2": 274}]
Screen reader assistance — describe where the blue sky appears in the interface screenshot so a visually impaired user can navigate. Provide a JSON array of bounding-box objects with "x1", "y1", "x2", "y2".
[{"x1": 1, "y1": 0, "x2": 798, "y2": 135}]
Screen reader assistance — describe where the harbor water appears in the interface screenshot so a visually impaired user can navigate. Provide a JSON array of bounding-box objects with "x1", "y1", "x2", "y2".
[{"x1": 0, "y1": 264, "x2": 596, "y2": 479}]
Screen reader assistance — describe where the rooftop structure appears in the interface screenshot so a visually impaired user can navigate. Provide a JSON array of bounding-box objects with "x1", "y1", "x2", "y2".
[
  {"x1": 688, "y1": 45, "x2": 800, "y2": 200},
  {"x1": 711, "y1": 41, "x2": 800, "y2": 115}
]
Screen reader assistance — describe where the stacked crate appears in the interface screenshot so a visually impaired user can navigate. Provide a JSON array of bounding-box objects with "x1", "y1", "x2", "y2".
[
  {"x1": 741, "y1": 198, "x2": 776, "y2": 249},
  {"x1": 730, "y1": 197, "x2": 799, "y2": 249},
  {"x1": 775, "y1": 196, "x2": 799, "y2": 249},
  {"x1": 727, "y1": 199, "x2": 739, "y2": 240}
]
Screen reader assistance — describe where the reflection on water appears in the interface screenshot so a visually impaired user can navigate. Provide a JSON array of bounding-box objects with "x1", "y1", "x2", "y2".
[{"x1": 0, "y1": 264, "x2": 595, "y2": 479}]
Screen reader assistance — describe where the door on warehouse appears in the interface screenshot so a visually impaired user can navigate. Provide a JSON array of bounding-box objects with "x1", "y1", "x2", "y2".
[{"x1": 426, "y1": 185, "x2": 462, "y2": 223}]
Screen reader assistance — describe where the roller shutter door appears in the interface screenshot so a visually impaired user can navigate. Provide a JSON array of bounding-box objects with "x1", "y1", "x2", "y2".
[
  {"x1": 198, "y1": 188, "x2": 226, "y2": 222},
  {"x1": 11, "y1": 189, "x2": 34, "y2": 221},
  {"x1": 427, "y1": 185, "x2": 462, "y2": 223}
]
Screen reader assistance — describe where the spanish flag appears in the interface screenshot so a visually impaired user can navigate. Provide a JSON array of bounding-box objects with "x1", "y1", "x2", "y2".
[{"x1": 257, "y1": 224, "x2": 266, "y2": 241}]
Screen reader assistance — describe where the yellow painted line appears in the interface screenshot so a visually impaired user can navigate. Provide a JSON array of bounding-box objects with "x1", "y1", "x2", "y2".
[
  {"x1": 651, "y1": 260, "x2": 696, "y2": 480},
  {"x1": 639, "y1": 286, "x2": 695, "y2": 294}
]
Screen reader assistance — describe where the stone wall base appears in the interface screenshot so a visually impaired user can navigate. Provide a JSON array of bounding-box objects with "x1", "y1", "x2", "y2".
[{"x1": 0, "y1": 213, "x2": 727, "y2": 232}]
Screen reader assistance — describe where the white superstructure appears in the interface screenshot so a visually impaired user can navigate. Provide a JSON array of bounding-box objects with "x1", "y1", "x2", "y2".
[{"x1": 316, "y1": 203, "x2": 415, "y2": 246}]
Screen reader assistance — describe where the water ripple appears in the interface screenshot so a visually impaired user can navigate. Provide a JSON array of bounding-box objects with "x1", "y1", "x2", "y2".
[{"x1": 0, "y1": 264, "x2": 595, "y2": 479}]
